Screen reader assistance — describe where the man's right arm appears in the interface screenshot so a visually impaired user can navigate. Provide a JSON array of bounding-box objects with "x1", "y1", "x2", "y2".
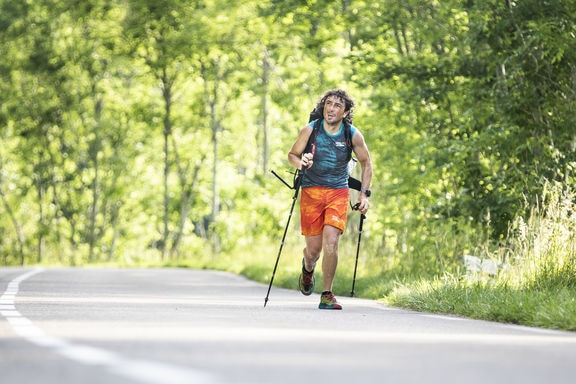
[{"x1": 288, "y1": 125, "x2": 313, "y2": 170}]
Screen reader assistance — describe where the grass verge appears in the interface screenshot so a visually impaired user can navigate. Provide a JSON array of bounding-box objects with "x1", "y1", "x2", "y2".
[{"x1": 386, "y1": 182, "x2": 576, "y2": 331}]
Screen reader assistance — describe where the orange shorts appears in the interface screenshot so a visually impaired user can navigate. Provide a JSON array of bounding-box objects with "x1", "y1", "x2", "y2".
[{"x1": 300, "y1": 186, "x2": 350, "y2": 236}]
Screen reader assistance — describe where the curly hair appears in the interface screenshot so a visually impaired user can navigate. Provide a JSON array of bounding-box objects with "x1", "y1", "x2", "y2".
[{"x1": 315, "y1": 89, "x2": 355, "y2": 125}]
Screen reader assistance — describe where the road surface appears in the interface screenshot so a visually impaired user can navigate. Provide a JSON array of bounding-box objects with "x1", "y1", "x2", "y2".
[{"x1": 1, "y1": 267, "x2": 575, "y2": 384}]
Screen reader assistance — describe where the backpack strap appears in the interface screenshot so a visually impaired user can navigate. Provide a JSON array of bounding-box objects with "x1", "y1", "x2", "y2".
[
  {"x1": 343, "y1": 122, "x2": 353, "y2": 161},
  {"x1": 309, "y1": 106, "x2": 353, "y2": 152},
  {"x1": 304, "y1": 118, "x2": 321, "y2": 154},
  {"x1": 305, "y1": 119, "x2": 353, "y2": 160},
  {"x1": 343, "y1": 122, "x2": 361, "y2": 191},
  {"x1": 303, "y1": 117, "x2": 361, "y2": 192}
]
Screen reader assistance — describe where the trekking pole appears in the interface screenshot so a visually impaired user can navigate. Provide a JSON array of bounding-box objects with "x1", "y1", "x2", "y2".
[
  {"x1": 350, "y1": 209, "x2": 366, "y2": 297},
  {"x1": 264, "y1": 170, "x2": 304, "y2": 307},
  {"x1": 271, "y1": 169, "x2": 293, "y2": 189}
]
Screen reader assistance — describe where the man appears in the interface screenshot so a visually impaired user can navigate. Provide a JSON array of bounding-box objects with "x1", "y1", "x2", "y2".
[{"x1": 287, "y1": 89, "x2": 373, "y2": 310}]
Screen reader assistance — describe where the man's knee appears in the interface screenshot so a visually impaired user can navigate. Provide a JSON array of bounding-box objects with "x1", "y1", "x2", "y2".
[{"x1": 305, "y1": 245, "x2": 321, "y2": 258}]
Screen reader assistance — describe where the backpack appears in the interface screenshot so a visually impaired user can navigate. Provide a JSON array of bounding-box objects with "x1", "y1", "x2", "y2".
[{"x1": 304, "y1": 107, "x2": 361, "y2": 191}]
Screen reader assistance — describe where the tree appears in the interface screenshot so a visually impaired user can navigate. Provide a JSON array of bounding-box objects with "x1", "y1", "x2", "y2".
[{"x1": 124, "y1": 0, "x2": 206, "y2": 260}]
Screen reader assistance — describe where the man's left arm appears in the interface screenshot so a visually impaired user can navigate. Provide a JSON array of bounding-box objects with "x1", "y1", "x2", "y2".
[{"x1": 352, "y1": 130, "x2": 373, "y2": 214}]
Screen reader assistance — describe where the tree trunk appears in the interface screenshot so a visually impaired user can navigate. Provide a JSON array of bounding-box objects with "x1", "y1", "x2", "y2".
[
  {"x1": 88, "y1": 97, "x2": 103, "y2": 263},
  {"x1": 261, "y1": 49, "x2": 270, "y2": 175},
  {"x1": 161, "y1": 68, "x2": 173, "y2": 261},
  {"x1": 0, "y1": 189, "x2": 25, "y2": 265}
]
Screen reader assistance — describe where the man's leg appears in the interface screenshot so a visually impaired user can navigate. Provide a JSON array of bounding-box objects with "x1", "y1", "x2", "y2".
[
  {"x1": 303, "y1": 234, "x2": 322, "y2": 272},
  {"x1": 321, "y1": 225, "x2": 341, "y2": 292},
  {"x1": 298, "y1": 234, "x2": 322, "y2": 296}
]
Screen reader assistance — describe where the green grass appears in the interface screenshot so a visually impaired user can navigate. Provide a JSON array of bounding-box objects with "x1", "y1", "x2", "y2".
[
  {"x1": 387, "y1": 276, "x2": 576, "y2": 330},
  {"x1": 385, "y1": 182, "x2": 576, "y2": 331}
]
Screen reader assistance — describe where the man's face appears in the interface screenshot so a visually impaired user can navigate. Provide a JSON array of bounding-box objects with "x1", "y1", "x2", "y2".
[{"x1": 323, "y1": 96, "x2": 348, "y2": 125}]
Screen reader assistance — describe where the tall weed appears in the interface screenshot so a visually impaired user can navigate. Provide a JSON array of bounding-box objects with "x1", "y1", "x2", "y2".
[
  {"x1": 389, "y1": 181, "x2": 576, "y2": 330},
  {"x1": 501, "y1": 181, "x2": 576, "y2": 289}
]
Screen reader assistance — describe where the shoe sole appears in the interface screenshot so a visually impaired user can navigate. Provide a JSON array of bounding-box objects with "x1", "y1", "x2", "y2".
[{"x1": 319, "y1": 304, "x2": 342, "y2": 310}]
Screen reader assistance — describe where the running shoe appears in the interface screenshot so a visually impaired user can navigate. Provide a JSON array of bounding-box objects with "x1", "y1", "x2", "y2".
[
  {"x1": 319, "y1": 291, "x2": 342, "y2": 310},
  {"x1": 298, "y1": 259, "x2": 315, "y2": 296}
]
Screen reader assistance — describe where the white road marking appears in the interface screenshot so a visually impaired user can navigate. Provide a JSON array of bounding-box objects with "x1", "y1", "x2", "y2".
[{"x1": 1, "y1": 268, "x2": 216, "y2": 384}]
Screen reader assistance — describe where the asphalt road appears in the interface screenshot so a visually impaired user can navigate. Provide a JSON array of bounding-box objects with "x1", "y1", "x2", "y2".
[{"x1": 1, "y1": 267, "x2": 576, "y2": 384}]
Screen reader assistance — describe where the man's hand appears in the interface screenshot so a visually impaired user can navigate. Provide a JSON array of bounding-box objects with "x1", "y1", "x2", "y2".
[
  {"x1": 353, "y1": 196, "x2": 369, "y2": 215},
  {"x1": 301, "y1": 153, "x2": 314, "y2": 170}
]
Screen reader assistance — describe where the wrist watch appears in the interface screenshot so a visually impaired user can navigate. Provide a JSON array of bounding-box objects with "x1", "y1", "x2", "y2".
[{"x1": 360, "y1": 188, "x2": 371, "y2": 197}]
